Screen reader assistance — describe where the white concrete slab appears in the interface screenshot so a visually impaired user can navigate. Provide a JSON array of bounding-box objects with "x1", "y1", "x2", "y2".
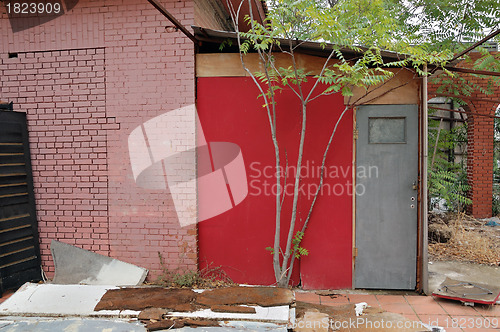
[
  {"x1": 0, "y1": 283, "x2": 291, "y2": 326},
  {"x1": 0, "y1": 283, "x2": 124, "y2": 317},
  {"x1": 172, "y1": 321, "x2": 288, "y2": 332},
  {"x1": 288, "y1": 307, "x2": 296, "y2": 328},
  {"x1": 51, "y1": 240, "x2": 148, "y2": 286},
  {"x1": 0, "y1": 317, "x2": 147, "y2": 331},
  {"x1": 165, "y1": 305, "x2": 290, "y2": 324}
]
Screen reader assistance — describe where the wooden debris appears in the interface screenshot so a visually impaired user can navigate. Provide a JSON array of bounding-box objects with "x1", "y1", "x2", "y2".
[
  {"x1": 138, "y1": 308, "x2": 167, "y2": 320},
  {"x1": 210, "y1": 304, "x2": 256, "y2": 313}
]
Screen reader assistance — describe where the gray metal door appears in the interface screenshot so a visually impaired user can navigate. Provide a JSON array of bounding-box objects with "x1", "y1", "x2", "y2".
[{"x1": 355, "y1": 105, "x2": 418, "y2": 289}]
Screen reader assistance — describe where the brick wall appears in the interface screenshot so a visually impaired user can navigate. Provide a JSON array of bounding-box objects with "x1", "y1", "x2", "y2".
[
  {"x1": 0, "y1": 0, "x2": 197, "y2": 279},
  {"x1": 466, "y1": 99, "x2": 495, "y2": 218},
  {"x1": 0, "y1": 48, "x2": 110, "y2": 273}
]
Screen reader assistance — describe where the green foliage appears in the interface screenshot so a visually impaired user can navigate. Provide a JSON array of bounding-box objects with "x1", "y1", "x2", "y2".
[
  {"x1": 429, "y1": 169, "x2": 471, "y2": 210},
  {"x1": 492, "y1": 165, "x2": 500, "y2": 216},
  {"x1": 403, "y1": 0, "x2": 500, "y2": 49},
  {"x1": 292, "y1": 231, "x2": 309, "y2": 259},
  {"x1": 265, "y1": 230, "x2": 309, "y2": 259},
  {"x1": 428, "y1": 110, "x2": 471, "y2": 211}
]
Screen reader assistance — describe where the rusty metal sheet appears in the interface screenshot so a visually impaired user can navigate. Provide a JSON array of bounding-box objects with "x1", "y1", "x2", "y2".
[{"x1": 432, "y1": 277, "x2": 500, "y2": 304}]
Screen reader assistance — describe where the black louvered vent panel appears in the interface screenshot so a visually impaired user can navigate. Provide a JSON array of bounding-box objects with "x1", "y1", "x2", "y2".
[{"x1": 0, "y1": 110, "x2": 41, "y2": 295}]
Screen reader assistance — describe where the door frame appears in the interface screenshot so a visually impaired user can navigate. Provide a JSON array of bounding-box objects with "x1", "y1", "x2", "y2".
[{"x1": 351, "y1": 103, "x2": 427, "y2": 292}]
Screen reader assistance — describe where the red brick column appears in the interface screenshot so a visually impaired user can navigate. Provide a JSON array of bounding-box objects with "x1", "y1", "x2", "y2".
[{"x1": 466, "y1": 100, "x2": 495, "y2": 218}]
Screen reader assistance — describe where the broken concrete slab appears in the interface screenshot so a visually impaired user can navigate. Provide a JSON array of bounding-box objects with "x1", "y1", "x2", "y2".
[
  {"x1": 51, "y1": 240, "x2": 148, "y2": 286},
  {"x1": 183, "y1": 319, "x2": 221, "y2": 327},
  {"x1": 0, "y1": 317, "x2": 147, "y2": 331},
  {"x1": 143, "y1": 318, "x2": 224, "y2": 331},
  {"x1": 428, "y1": 260, "x2": 500, "y2": 294},
  {"x1": 164, "y1": 305, "x2": 290, "y2": 324},
  {"x1": 175, "y1": 321, "x2": 288, "y2": 332},
  {"x1": 0, "y1": 283, "x2": 137, "y2": 318},
  {"x1": 432, "y1": 277, "x2": 500, "y2": 305},
  {"x1": 1, "y1": 283, "x2": 291, "y2": 328}
]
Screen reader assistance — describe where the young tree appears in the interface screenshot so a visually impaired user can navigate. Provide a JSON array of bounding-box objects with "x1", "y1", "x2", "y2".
[{"x1": 226, "y1": 0, "x2": 499, "y2": 287}]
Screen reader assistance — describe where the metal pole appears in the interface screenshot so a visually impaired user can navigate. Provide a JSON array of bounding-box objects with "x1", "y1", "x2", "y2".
[
  {"x1": 146, "y1": 0, "x2": 198, "y2": 44},
  {"x1": 422, "y1": 63, "x2": 429, "y2": 295}
]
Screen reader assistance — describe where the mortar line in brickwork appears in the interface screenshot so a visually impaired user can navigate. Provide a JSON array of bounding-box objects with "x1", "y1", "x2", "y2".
[{"x1": 13, "y1": 47, "x2": 106, "y2": 55}]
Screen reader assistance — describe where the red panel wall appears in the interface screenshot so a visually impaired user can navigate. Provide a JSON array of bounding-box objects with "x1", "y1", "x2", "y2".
[{"x1": 197, "y1": 77, "x2": 353, "y2": 289}]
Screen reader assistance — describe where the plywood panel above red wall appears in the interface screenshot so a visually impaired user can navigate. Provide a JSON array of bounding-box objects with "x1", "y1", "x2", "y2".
[{"x1": 197, "y1": 77, "x2": 353, "y2": 289}]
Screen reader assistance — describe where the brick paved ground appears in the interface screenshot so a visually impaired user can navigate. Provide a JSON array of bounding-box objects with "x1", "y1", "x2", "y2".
[
  {"x1": 1, "y1": 288, "x2": 498, "y2": 331},
  {"x1": 295, "y1": 292, "x2": 500, "y2": 331}
]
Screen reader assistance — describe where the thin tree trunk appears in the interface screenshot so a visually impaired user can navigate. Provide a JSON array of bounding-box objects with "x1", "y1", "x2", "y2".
[
  {"x1": 278, "y1": 102, "x2": 307, "y2": 287},
  {"x1": 286, "y1": 105, "x2": 351, "y2": 282}
]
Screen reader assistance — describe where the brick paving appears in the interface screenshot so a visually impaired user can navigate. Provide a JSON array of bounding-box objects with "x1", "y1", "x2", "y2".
[
  {"x1": 295, "y1": 292, "x2": 500, "y2": 331},
  {"x1": 1, "y1": 288, "x2": 498, "y2": 330}
]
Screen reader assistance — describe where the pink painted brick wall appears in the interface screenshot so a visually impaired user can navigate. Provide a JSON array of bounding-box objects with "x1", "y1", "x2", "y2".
[{"x1": 0, "y1": 0, "x2": 197, "y2": 279}]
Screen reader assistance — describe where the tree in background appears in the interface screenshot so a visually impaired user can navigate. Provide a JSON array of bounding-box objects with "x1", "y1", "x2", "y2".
[{"x1": 227, "y1": 0, "x2": 499, "y2": 286}]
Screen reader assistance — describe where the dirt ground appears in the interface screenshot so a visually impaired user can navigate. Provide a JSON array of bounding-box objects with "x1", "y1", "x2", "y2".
[{"x1": 428, "y1": 212, "x2": 500, "y2": 266}]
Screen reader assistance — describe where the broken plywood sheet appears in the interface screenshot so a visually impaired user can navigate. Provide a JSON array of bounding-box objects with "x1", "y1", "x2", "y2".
[
  {"x1": 51, "y1": 240, "x2": 148, "y2": 286},
  {"x1": 432, "y1": 277, "x2": 500, "y2": 305},
  {"x1": 94, "y1": 286, "x2": 292, "y2": 324},
  {"x1": 95, "y1": 288, "x2": 199, "y2": 312},
  {"x1": 95, "y1": 286, "x2": 293, "y2": 312},
  {"x1": 196, "y1": 286, "x2": 294, "y2": 307}
]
